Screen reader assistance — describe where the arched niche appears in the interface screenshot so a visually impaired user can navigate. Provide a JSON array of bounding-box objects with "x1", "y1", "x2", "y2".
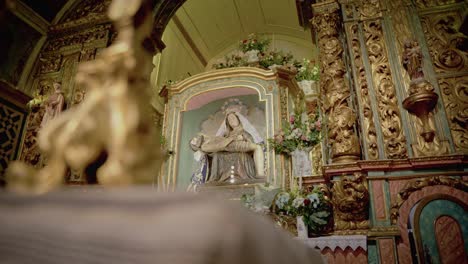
[{"x1": 161, "y1": 67, "x2": 301, "y2": 190}]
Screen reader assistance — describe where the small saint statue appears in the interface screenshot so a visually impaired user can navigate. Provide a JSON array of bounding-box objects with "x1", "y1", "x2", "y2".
[
  {"x1": 402, "y1": 40, "x2": 424, "y2": 81},
  {"x1": 40, "y1": 82, "x2": 65, "y2": 128}
]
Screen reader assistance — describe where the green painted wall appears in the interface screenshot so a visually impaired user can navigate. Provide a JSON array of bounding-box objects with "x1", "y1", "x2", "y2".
[{"x1": 176, "y1": 94, "x2": 265, "y2": 189}]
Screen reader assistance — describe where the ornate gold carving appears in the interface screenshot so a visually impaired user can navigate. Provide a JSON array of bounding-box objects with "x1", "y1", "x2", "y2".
[
  {"x1": 312, "y1": 2, "x2": 361, "y2": 163},
  {"x1": 279, "y1": 86, "x2": 291, "y2": 188},
  {"x1": 7, "y1": 0, "x2": 160, "y2": 193},
  {"x1": 357, "y1": 0, "x2": 381, "y2": 19},
  {"x1": 49, "y1": 0, "x2": 111, "y2": 33},
  {"x1": 311, "y1": 143, "x2": 323, "y2": 175},
  {"x1": 420, "y1": 11, "x2": 468, "y2": 74},
  {"x1": 402, "y1": 40, "x2": 439, "y2": 142},
  {"x1": 346, "y1": 23, "x2": 379, "y2": 160},
  {"x1": 20, "y1": 80, "x2": 57, "y2": 168},
  {"x1": 439, "y1": 77, "x2": 468, "y2": 152},
  {"x1": 279, "y1": 86, "x2": 289, "y2": 122},
  {"x1": 390, "y1": 176, "x2": 468, "y2": 224},
  {"x1": 38, "y1": 54, "x2": 62, "y2": 74},
  {"x1": 62, "y1": 0, "x2": 111, "y2": 23},
  {"x1": 363, "y1": 19, "x2": 408, "y2": 159},
  {"x1": 331, "y1": 173, "x2": 369, "y2": 230},
  {"x1": 414, "y1": 0, "x2": 462, "y2": 9},
  {"x1": 19, "y1": 105, "x2": 44, "y2": 168},
  {"x1": 44, "y1": 25, "x2": 111, "y2": 52},
  {"x1": 387, "y1": 0, "x2": 412, "y2": 90}
]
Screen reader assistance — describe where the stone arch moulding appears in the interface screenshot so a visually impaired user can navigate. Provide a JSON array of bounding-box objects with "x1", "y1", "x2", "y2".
[
  {"x1": 389, "y1": 176, "x2": 468, "y2": 264},
  {"x1": 161, "y1": 67, "x2": 297, "y2": 191}
]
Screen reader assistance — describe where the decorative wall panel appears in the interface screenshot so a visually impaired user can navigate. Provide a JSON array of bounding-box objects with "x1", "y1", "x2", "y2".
[
  {"x1": 420, "y1": 7, "x2": 468, "y2": 153},
  {"x1": 0, "y1": 83, "x2": 30, "y2": 185},
  {"x1": 345, "y1": 22, "x2": 380, "y2": 160},
  {"x1": 438, "y1": 77, "x2": 468, "y2": 152},
  {"x1": 0, "y1": 99, "x2": 27, "y2": 181},
  {"x1": 363, "y1": 19, "x2": 407, "y2": 159}
]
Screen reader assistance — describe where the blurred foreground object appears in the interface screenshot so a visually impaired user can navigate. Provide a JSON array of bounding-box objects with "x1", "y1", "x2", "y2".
[
  {"x1": 6, "y1": 0, "x2": 160, "y2": 193},
  {"x1": 0, "y1": 188, "x2": 323, "y2": 264}
]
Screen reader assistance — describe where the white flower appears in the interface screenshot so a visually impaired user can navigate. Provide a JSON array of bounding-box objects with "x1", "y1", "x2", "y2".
[
  {"x1": 292, "y1": 197, "x2": 305, "y2": 208},
  {"x1": 275, "y1": 192, "x2": 290, "y2": 209}
]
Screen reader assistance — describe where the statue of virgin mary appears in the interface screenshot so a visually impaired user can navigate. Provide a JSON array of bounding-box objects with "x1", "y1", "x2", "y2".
[{"x1": 189, "y1": 102, "x2": 265, "y2": 186}]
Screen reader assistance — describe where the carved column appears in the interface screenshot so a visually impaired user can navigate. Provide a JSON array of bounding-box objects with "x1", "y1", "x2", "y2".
[
  {"x1": 311, "y1": 1, "x2": 361, "y2": 163},
  {"x1": 340, "y1": 0, "x2": 409, "y2": 159}
]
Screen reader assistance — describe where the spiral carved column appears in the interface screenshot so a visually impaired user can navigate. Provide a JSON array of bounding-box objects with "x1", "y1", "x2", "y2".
[{"x1": 311, "y1": 1, "x2": 361, "y2": 164}]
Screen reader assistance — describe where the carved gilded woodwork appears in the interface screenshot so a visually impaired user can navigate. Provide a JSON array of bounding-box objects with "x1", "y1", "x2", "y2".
[
  {"x1": 419, "y1": 7, "x2": 468, "y2": 153},
  {"x1": 363, "y1": 19, "x2": 408, "y2": 159},
  {"x1": 19, "y1": 79, "x2": 56, "y2": 167},
  {"x1": 38, "y1": 54, "x2": 62, "y2": 74},
  {"x1": 20, "y1": 3, "x2": 114, "y2": 170},
  {"x1": 387, "y1": 0, "x2": 412, "y2": 84},
  {"x1": 346, "y1": 23, "x2": 380, "y2": 160},
  {"x1": 438, "y1": 77, "x2": 468, "y2": 152},
  {"x1": 61, "y1": 0, "x2": 111, "y2": 23},
  {"x1": 312, "y1": 1, "x2": 361, "y2": 163},
  {"x1": 7, "y1": 0, "x2": 160, "y2": 192},
  {"x1": 420, "y1": 11, "x2": 468, "y2": 74},
  {"x1": 331, "y1": 173, "x2": 369, "y2": 230},
  {"x1": 44, "y1": 25, "x2": 111, "y2": 52},
  {"x1": 401, "y1": 40, "x2": 451, "y2": 156},
  {"x1": 0, "y1": 102, "x2": 27, "y2": 177},
  {"x1": 49, "y1": 0, "x2": 112, "y2": 33},
  {"x1": 311, "y1": 142, "x2": 323, "y2": 175},
  {"x1": 414, "y1": 0, "x2": 463, "y2": 9},
  {"x1": 390, "y1": 176, "x2": 468, "y2": 224},
  {"x1": 279, "y1": 86, "x2": 291, "y2": 188},
  {"x1": 356, "y1": 0, "x2": 381, "y2": 20}
]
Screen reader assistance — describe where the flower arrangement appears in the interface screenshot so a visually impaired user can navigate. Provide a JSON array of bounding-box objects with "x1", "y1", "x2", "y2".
[
  {"x1": 294, "y1": 59, "x2": 320, "y2": 82},
  {"x1": 272, "y1": 187, "x2": 331, "y2": 235},
  {"x1": 213, "y1": 51, "x2": 248, "y2": 69},
  {"x1": 268, "y1": 110, "x2": 322, "y2": 154},
  {"x1": 239, "y1": 33, "x2": 270, "y2": 53},
  {"x1": 258, "y1": 50, "x2": 293, "y2": 69},
  {"x1": 213, "y1": 34, "x2": 296, "y2": 70}
]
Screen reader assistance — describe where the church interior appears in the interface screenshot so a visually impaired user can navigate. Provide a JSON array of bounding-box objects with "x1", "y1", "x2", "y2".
[{"x1": 0, "y1": 0, "x2": 467, "y2": 263}]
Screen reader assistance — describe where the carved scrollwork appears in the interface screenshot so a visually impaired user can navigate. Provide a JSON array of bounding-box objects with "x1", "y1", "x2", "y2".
[
  {"x1": 331, "y1": 173, "x2": 369, "y2": 230},
  {"x1": 420, "y1": 12, "x2": 468, "y2": 73},
  {"x1": 439, "y1": 77, "x2": 468, "y2": 152},
  {"x1": 38, "y1": 54, "x2": 62, "y2": 74},
  {"x1": 347, "y1": 23, "x2": 379, "y2": 160},
  {"x1": 44, "y1": 25, "x2": 110, "y2": 52},
  {"x1": 390, "y1": 176, "x2": 468, "y2": 224},
  {"x1": 20, "y1": 105, "x2": 44, "y2": 167},
  {"x1": 357, "y1": 0, "x2": 381, "y2": 19},
  {"x1": 61, "y1": 0, "x2": 111, "y2": 23},
  {"x1": 414, "y1": 0, "x2": 463, "y2": 9},
  {"x1": 312, "y1": 2, "x2": 361, "y2": 163},
  {"x1": 363, "y1": 20, "x2": 408, "y2": 159}
]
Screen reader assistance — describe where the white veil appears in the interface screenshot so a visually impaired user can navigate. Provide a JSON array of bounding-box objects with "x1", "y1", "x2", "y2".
[{"x1": 215, "y1": 112, "x2": 263, "y2": 144}]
